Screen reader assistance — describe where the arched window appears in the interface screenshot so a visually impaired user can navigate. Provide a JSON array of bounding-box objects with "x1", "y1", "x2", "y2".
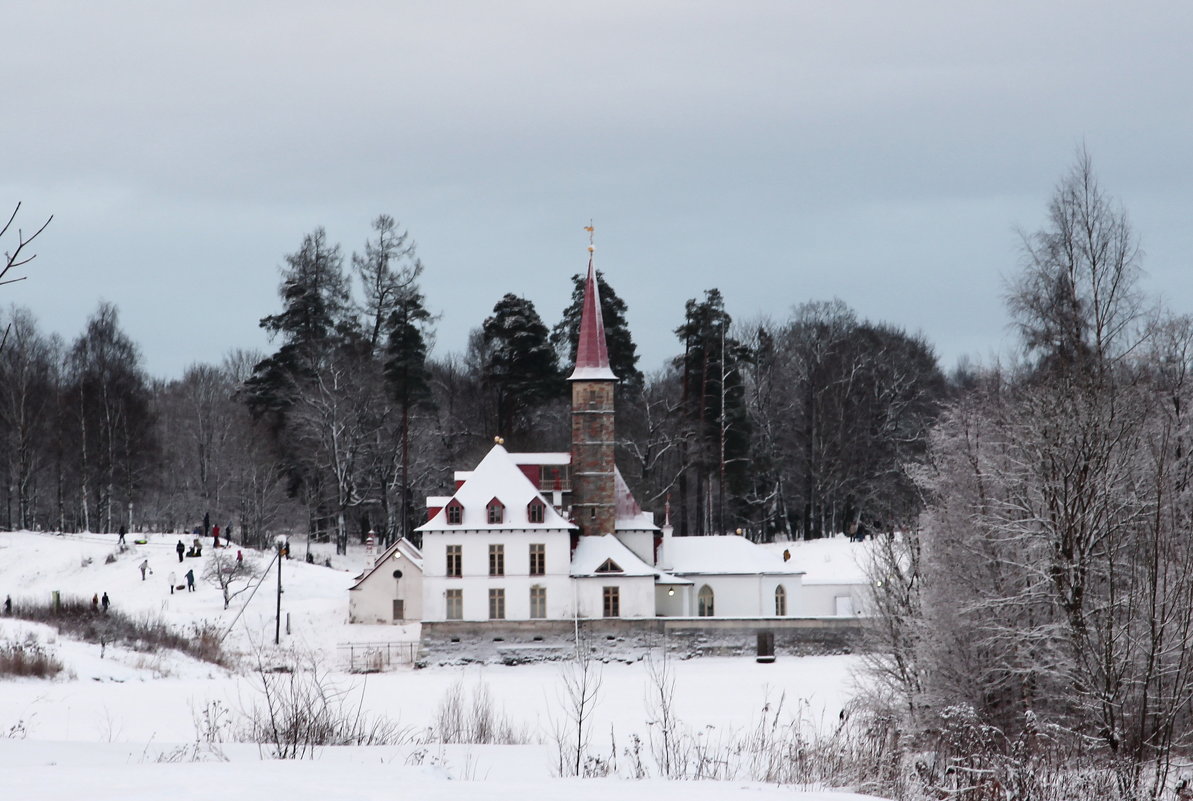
[
  {"x1": 698, "y1": 585, "x2": 715, "y2": 617},
  {"x1": 775, "y1": 585, "x2": 787, "y2": 616}
]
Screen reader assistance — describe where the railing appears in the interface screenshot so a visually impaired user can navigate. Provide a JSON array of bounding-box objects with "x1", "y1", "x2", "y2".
[{"x1": 337, "y1": 641, "x2": 420, "y2": 672}]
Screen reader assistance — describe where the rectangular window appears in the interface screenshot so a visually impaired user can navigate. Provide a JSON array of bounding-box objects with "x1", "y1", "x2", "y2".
[
  {"x1": 529, "y1": 543, "x2": 545, "y2": 576},
  {"x1": 447, "y1": 504, "x2": 462, "y2": 525},
  {"x1": 446, "y1": 544, "x2": 462, "y2": 577},
  {"x1": 487, "y1": 503, "x2": 503, "y2": 524},
  {"x1": 530, "y1": 585, "x2": 546, "y2": 619},
  {"x1": 489, "y1": 544, "x2": 504, "y2": 576},
  {"x1": 602, "y1": 586, "x2": 620, "y2": 618},
  {"x1": 528, "y1": 502, "x2": 545, "y2": 524},
  {"x1": 445, "y1": 589, "x2": 462, "y2": 620},
  {"x1": 489, "y1": 588, "x2": 505, "y2": 620}
]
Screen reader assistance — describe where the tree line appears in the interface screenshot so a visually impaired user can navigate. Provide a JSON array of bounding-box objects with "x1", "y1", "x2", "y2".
[
  {"x1": 867, "y1": 151, "x2": 1193, "y2": 798},
  {"x1": 0, "y1": 215, "x2": 948, "y2": 552}
]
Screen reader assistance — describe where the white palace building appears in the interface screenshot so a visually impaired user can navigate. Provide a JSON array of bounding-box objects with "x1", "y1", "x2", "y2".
[{"x1": 349, "y1": 248, "x2": 871, "y2": 627}]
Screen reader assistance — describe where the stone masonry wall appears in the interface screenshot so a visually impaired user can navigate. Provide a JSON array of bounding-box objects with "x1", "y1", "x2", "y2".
[
  {"x1": 570, "y1": 380, "x2": 616, "y2": 538},
  {"x1": 419, "y1": 617, "x2": 865, "y2": 666}
]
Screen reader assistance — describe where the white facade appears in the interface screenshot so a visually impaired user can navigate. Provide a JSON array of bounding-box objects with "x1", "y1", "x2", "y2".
[
  {"x1": 422, "y1": 529, "x2": 574, "y2": 621},
  {"x1": 348, "y1": 539, "x2": 424, "y2": 624}
]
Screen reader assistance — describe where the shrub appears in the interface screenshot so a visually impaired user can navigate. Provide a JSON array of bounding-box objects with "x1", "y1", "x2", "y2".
[
  {"x1": 0, "y1": 639, "x2": 63, "y2": 678},
  {"x1": 5, "y1": 596, "x2": 228, "y2": 668},
  {"x1": 241, "y1": 652, "x2": 413, "y2": 758}
]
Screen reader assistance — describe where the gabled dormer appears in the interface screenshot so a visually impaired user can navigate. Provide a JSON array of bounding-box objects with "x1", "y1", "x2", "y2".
[
  {"x1": 446, "y1": 498, "x2": 464, "y2": 526},
  {"x1": 486, "y1": 497, "x2": 505, "y2": 525},
  {"x1": 527, "y1": 497, "x2": 546, "y2": 524}
]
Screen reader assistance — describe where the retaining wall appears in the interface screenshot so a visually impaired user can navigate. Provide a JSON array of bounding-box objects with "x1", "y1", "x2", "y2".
[{"x1": 419, "y1": 616, "x2": 865, "y2": 666}]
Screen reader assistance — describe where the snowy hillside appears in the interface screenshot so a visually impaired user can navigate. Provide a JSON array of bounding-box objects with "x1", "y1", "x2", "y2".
[{"x1": 0, "y1": 530, "x2": 884, "y2": 800}]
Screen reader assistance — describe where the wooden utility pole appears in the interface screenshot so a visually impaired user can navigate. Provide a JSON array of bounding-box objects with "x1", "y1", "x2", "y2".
[{"x1": 275, "y1": 538, "x2": 284, "y2": 645}]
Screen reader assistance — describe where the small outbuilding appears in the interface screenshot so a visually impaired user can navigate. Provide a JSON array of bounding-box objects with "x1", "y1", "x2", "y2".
[{"x1": 348, "y1": 538, "x2": 424, "y2": 624}]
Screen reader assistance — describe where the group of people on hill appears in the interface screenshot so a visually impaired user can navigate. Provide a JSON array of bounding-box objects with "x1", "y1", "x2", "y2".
[{"x1": 90, "y1": 592, "x2": 110, "y2": 612}]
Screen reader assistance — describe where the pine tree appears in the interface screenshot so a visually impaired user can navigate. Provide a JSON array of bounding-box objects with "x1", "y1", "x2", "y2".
[
  {"x1": 384, "y1": 288, "x2": 434, "y2": 544},
  {"x1": 482, "y1": 293, "x2": 562, "y2": 445},
  {"x1": 245, "y1": 227, "x2": 352, "y2": 419},
  {"x1": 673, "y1": 289, "x2": 751, "y2": 535}
]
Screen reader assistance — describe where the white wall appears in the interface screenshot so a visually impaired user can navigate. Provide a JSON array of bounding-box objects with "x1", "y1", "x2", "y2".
[
  {"x1": 799, "y1": 582, "x2": 872, "y2": 617},
  {"x1": 616, "y1": 530, "x2": 656, "y2": 566},
  {"x1": 654, "y1": 584, "x2": 690, "y2": 616},
  {"x1": 673, "y1": 574, "x2": 803, "y2": 617},
  {"x1": 422, "y1": 529, "x2": 574, "y2": 621},
  {"x1": 348, "y1": 550, "x2": 423, "y2": 624},
  {"x1": 574, "y1": 576, "x2": 655, "y2": 619}
]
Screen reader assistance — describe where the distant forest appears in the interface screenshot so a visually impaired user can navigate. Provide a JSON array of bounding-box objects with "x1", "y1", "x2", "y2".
[{"x1": 0, "y1": 197, "x2": 985, "y2": 554}]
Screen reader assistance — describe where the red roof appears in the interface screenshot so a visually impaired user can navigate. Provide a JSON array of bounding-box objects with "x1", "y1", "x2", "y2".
[{"x1": 568, "y1": 255, "x2": 617, "y2": 381}]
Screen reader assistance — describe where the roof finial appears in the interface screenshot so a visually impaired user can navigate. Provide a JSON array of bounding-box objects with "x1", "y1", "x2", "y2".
[{"x1": 568, "y1": 224, "x2": 617, "y2": 382}]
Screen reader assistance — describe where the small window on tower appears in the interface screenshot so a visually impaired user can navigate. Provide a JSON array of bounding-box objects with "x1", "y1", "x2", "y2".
[{"x1": 588, "y1": 388, "x2": 598, "y2": 409}]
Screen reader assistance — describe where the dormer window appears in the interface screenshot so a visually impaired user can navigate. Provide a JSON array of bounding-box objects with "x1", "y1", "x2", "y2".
[
  {"x1": 595, "y1": 558, "x2": 623, "y2": 574},
  {"x1": 446, "y1": 499, "x2": 463, "y2": 525},
  {"x1": 527, "y1": 498, "x2": 546, "y2": 524},
  {"x1": 486, "y1": 497, "x2": 505, "y2": 525}
]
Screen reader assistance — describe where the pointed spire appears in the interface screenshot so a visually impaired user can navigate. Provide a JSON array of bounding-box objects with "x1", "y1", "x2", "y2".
[{"x1": 569, "y1": 231, "x2": 617, "y2": 381}]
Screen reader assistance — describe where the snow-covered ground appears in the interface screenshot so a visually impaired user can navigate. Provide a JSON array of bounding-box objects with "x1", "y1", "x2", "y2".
[{"x1": 0, "y1": 530, "x2": 884, "y2": 800}]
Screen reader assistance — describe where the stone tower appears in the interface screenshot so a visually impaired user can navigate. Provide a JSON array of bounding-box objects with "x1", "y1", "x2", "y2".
[{"x1": 569, "y1": 248, "x2": 618, "y2": 537}]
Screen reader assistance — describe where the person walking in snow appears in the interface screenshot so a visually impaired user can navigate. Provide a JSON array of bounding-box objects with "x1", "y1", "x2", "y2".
[
  {"x1": 185, "y1": 569, "x2": 195, "y2": 592},
  {"x1": 3, "y1": 595, "x2": 10, "y2": 615},
  {"x1": 212, "y1": 524, "x2": 221, "y2": 549},
  {"x1": 168, "y1": 572, "x2": 176, "y2": 595},
  {"x1": 176, "y1": 539, "x2": 185, "y2": 563},
  {"x1": 139, "y1": 559, "x2": 149, "y2": 580},
  {"x1": 118, "y1": 525, "x2": 126, "y2": 545},
  {"x1": 92, "y1": 593, "x2": 99, "y2": 611},
  {"x1": 236, "y1": 550, "x2": 243, "y2": 564},
  {"x1": 101, "y1": 592, "x2": 110, "y2": 612}
]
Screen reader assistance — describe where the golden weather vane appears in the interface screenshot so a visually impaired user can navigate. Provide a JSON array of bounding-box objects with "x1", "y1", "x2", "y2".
[{"x1": 584, "y1": 221, "x2": 595, "y2": 252}]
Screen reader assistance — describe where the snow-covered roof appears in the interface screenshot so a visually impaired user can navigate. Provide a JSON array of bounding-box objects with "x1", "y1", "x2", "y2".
[
  {"x1": 349, "y1": 538, "x2": 423, "y2": 590},
  {"x1": 665, "y1": 535, "x2": 805, "y2": 576},
  {"x1": 417, "y1": 444, "x2": 577, "y2": 533},
  {"x1": 508, "y1": 452, "x2": 570, "y2": 465},
  {"x1": 759, "y1": 535, "x2": 875, "y2": 585},
  {"x1": 614, "y1": 468, "x2": 657, "y2": 530},
  {"x1": 570, "y1": 534, "x2": 659, "y2": 578}
]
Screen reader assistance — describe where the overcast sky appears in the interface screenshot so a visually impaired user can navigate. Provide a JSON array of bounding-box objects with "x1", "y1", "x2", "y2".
[{"x1": 5, "y1": 2, "x2": 1193, "y2": 379}]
